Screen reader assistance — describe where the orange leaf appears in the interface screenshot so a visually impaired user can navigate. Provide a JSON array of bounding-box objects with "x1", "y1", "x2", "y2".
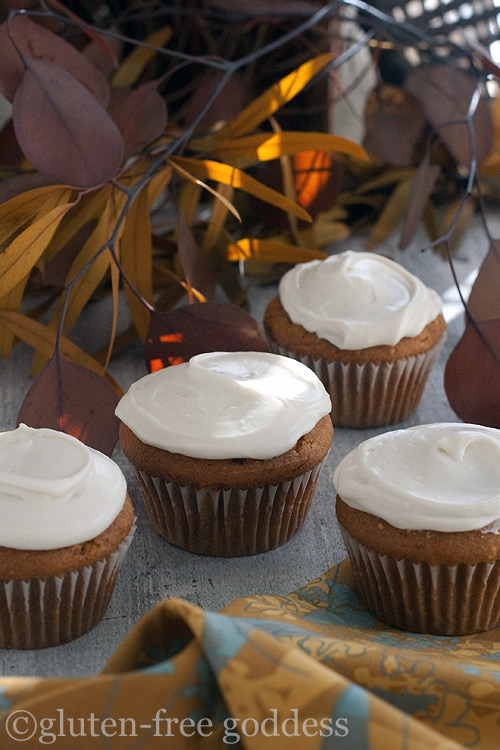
[
  {"x1": 0, "y1": 201, "x2": 74, "y2": 297},
  {"x1": 227, "y1": 238, "x2": 327, "y2": 263},
  {"x1": 0, "y1": 310, "x2": 123, "y2": 395},
  {"x1": 208, "y1": 132, "x2": 368, "y2": 164},
  {"x1": 218, "y1": 52, "x2": 336, "y2": 139},
  {"x1": 170, "y1": 156, "x2": 311, "y2": 223},
  {"x1": 120, "y1": 187, "x2": 153, "y2": 339}
]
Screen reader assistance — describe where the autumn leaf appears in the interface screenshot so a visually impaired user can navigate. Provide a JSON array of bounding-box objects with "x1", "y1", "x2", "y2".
[
  {"x1": 13, "y1": 58, "x2": 124, "y2": 188},
  {"x1": 0, "y1": 14, "x2": 110, "y2": 106},
  {"x1": 112, "y1": 26, "x2": 172, "y2": 87},
  {"x1": 120, "y1": 187, "x2": 154, "y2": 339},
  {"x1": 405, "y1": 63, "x2": 493, "y2": 168},
  {"x1": 399, "y1": 152, "x2": 440, "y2": 250},
  {"x1": 0, "y1": 200, "x2": 74, "y2": 298},
  {"x1": 144, "y1": 302, "x2": 271, "y2": 371},
  {"x1": 206, "y1": 132, "x2": 369, "y2": 165},
  {"x1": 176, "y1": 211, "x2": 215, "y2": 301},
  {"x1": 227, "y1": 237, "x2": 326, "y2": 263},
  {"x1": 217, "y1": 52, "x2": 336, "y2": 139},
  {"x1": 444, "y1": 318, "x2": 500, "y2": 428},
  {"x1": 17, "y1": 352, "x2": 120, "y2": 456},
  {"x1": 170, "y1": 156, "x2": 311, "y2": 222},
  {"x1": 0, "y1": 310, "x2": 122, "y2": 395},
  {"x1": 109, "y1": 83, "x2": 167, "y2": 161},
  {"x1": 366, "y1": 179, "x2": 413, "y2": 249}
]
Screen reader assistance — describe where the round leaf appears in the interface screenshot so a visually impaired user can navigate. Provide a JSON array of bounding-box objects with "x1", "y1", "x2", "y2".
[{"x1": 13, "y1": 58, "x2": 124, "y2": 189}]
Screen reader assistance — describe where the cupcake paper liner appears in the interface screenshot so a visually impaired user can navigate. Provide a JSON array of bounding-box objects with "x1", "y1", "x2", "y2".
[
  {"x1": 269, "y1": 337, "x2": 444, "y2": 428},
  {"x1": 0, "y1": 523, "x2": 136, "y2": 650},
  {"x1": 340, "y1": 525, "x2": 500, "y2": 635},
  {"x1": 132, "y1": 461, "x2": 326, "y2": 557}
]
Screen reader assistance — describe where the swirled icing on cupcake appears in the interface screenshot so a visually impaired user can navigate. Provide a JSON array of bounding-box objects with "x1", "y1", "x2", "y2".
[
  {"x1": 0, "y1": 425, "x2": 127, "y2": 550},
  {"x1": 332, "y1": 423, "x2": 500, "y2": 532},
  {"x1": 116, "y1": 351, "x2": 331, "y2": 460},
  {"x1": 279, "y1": 251, "x2": 443, "y2": 349}
]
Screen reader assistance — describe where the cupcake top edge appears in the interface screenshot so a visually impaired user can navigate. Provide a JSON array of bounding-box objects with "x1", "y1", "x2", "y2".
[
  {"x1": 115, "y1": 351, "x2": 332, "y2": 459},
  {"x1": 332, "y1": 422, "x2": 500, "y2": 533},
  {"x1": 278, "y1": 250, "x2": 443, "y2": 349},
  {"x1": 0, "y1": 424, "x2": 127, "y2": 550}
]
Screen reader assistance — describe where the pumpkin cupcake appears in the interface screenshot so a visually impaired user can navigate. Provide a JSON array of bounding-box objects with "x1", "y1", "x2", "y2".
[
  {"x1": 332, "y1": 422, "x2": 500, "y2": 635},
  {"x1": 116, "y1": 351, "x2": 333, "y2": 557},
  {"x1": 263, "y1": 251, "x2": 446, "y2": 427},
  {"x1": 0, "y1": 424, "x2": 135, "y2": 649}
]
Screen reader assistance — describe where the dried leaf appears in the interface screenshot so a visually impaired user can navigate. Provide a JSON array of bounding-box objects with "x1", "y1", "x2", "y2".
[
  {"x1": 363, "y1": 84, "x2": 426, "y2": 166},
  {"x1": 405, "y1": 64, "x2": 493, "y2": 168},
  {"x1": 169, "y1": 159, "x2": 241, "y2": 222},
  {"x1": 109, "y1": 84, "x2": 167, "y2": 161},
  {"x1": 0, "y1": 185, "x2": 72, "y2": 244},
  {"x1": 0, "y1": 310, "x2": 122, "y2": 395},
  {"x1": 292, "y1": 150, "x2": 341, "y2": 218},
  {"x1": 0, "y1": 117, "x2": 23, "y2": 168},
  {"x1": 366, "y1": 179, "x2": 412, "y2": 250},
  {"x1": 170, "y1": 156, "x2": 311, "y2": 222},
  {"x1": 444, "y1": 318, "x2": 500, "y2": 428},
  {"x1": 467, "y1": 241, "x2": 500, "y2": 321},
  {"x1": 0, "y1": 172, "x2": 56, "y2": 205},
  {"x1": 13, "y1": 58, "x2": 124, "y2": 188},
  {"x1": 0, "y1": 15, "x2": 110, "y2": 106},
  {"x1": 17, "y1": 353, "x2": 119, "y2": 456},
  {"x1": 208, "y1": 131, "x2": 369, "y2": 165},
  {"x1": 177, "y1": 211, "x2": 216, "y2": 301},
  {"x1": 201, "y1": 184, "x2": 234, "y2": 254},
  {"x1": 112, "y1": 26, "x2": 172, "y2": 88},
  {"x1": 144, "y1": 302, "x2": 271, "y2": 371},
  {"x1": 480, "y1": 94, "x2": 500, "y2": 178},
  {"x1": 120, "y1": 187, "x2": 153, "y2": 339},
  {"x1": 184, "y1": 71, "x2": 247, "y2": 128},
  {"x1": 399, "y1": 153, "x2": 441, "y2": 249},
  {"x1": 0, "y1": 201, "x2": 73, "y2": 297},
  {"x1": 0, "y1": 277, "x2": 28, "y2": 356},
  {"x1": 218, "y1": 52, "x2": 335, "y2": 140},
  {"x1": 227, "y1": 237, "x2": 326, "y2": 262}
]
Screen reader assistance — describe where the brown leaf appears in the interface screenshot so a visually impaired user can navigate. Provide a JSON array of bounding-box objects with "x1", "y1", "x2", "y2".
[
  {"x1": 0, "y1": 117, "x2": 23, "y2": 168},
  {"x1": 176, "y1": 211, "x2": 215, "y2": 301},
  {"x1": 467, "y1": 241, "x2": 500, "y2": 321},
  {"x1": 13, "y1": 58, "x2": 124, "y2": 188},
  {"x1": 405, "y1": 64, "x2": 493, "y2": 168},
  {"x1": 183, "y1": 71, "x2": 248, "y2": 129},
  {"x1": 444, "y1": 318, "x2": 500, "y2": 428},
  {"x1": 17, "y1": 352, "x2": 119, "y2": 456},
  {"x1": 399, "y1": 153, "x2": 441, "y2": 249},
  {"x1": 144, "y1": 302, "x2": 271, "y2": 371},
  {"x1": 109, "y1": 84, "x2": 167, "y2": 161},
  {"x1": 0, "y1": 15, "x2": 110, "y2": 106},
  {"x1": 363, "y1": 84, "x2": 426, "y2": 167}
]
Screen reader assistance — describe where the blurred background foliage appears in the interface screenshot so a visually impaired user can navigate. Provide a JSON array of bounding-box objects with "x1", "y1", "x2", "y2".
[{"x1": 0, "y1": 0, "x2": 499, "y2": 398}]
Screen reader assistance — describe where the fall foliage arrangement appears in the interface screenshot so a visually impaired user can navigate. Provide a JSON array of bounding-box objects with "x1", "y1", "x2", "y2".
[{"x1": 0, "y1": 0, "x2": 499, "y2": 448}]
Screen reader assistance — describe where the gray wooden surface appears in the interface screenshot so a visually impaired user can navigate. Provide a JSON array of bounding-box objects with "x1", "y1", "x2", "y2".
[{"x1": 0, "y1": 219, "x2": 492, "y2": 677}]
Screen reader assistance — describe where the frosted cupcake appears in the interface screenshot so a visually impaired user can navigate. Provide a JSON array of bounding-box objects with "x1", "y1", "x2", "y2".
[
  {"x1": 263, "y1": 251, "x2": 446, "y2": 427},
  {"x1": 332, "y1": 422, "x2": 500, "y2": 635},
  {"x1": 0, "y1": 425, "x2": 135, "y2": 649},
  {"x1": 116, "y1": 351, "x2": 333, "y2": 557}
]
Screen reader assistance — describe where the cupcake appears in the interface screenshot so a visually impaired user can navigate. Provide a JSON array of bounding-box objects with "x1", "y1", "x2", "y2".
[
  {"x1": 332, "y1": 422, "x2": 500, "y2": 635},
  {"x1": 263, "y1": 251, "x2": 446, "y2": 427},
  {"x1": 0, "y1": 424, "x2": 135, "y2": 649},
  {"x1": 116, "y1": 351, "x2": 333, "y2": 557}
]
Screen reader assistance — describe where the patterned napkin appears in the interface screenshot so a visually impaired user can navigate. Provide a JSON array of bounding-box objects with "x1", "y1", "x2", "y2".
[{"x1": 1, "y1": 559, "x2": 498, "y2": 749}]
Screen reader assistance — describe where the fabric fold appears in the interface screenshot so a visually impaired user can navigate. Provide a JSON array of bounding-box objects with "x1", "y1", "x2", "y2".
[{"x1": 1, "y1": 559, "x2": 498, "y2": 749}]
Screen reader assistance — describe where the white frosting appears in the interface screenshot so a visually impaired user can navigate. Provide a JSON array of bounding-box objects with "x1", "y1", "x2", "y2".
[
  {"x1": 279, "y1": 251, "x2": 443, "y2": 349},
  {"x1": 116, "y1": 351, "x2": 331, "y2": 459},
  {"x1": 0, "y1": 425, "x2": 127, "y2": 550},
  {"x1": 332, "y1": 423, "x2": 500, "y2": 532}
]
